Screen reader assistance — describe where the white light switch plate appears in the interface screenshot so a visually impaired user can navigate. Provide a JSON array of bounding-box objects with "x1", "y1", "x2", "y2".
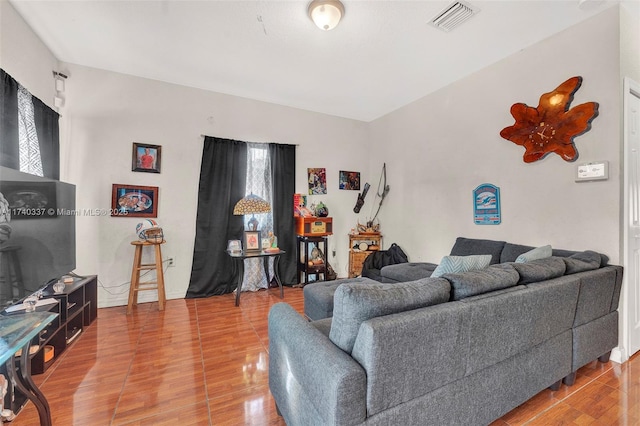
[{"x1": 576, "y1": 161, "x2": 608, "y2": 182}]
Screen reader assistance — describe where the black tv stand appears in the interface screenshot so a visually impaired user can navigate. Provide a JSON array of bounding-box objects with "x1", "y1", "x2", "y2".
[{"x1": 1, "y1": 275, "x2": 97, "y2": 417}]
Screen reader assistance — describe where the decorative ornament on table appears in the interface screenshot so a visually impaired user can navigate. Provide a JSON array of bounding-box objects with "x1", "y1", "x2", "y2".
[
  {"x1": 136, "y1": 219, "x2": 164, "y2": 243},
  {"x1": 356, "y1": 219, "x2": 380, "y2": 234},
  {"x1": 500, "y1": 76, "x2": 599, "y2": 163},
  {"x1": 315, "y1": 201, "x2": 329, "y2": 217}
]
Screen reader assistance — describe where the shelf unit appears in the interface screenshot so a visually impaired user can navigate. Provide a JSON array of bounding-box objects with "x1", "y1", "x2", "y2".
[
  {"x1": 348, "y1": 233, "x2": 382, "y2": 278},
  {"x1": 34, "y1": 275, "x2": 97, "y2": 374},
  {"x1": 1, "y1": 275, "x2": 97, "y2": 416},
  {"x1": 296, "y1": 235, "x2": 329, "y2": 285}
]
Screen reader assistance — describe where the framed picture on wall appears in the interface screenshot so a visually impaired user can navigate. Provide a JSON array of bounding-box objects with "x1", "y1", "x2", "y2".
[
  {"x1": 111, "y1": 184, "x2": 158, "y2": 217},
  {"x1": 132, "y1": 143, "x2": 161, "y2": 173},
  {"x1": 308, "y1": 168, "x2": 327, "y2": 195},
  {"x1": 339, "y1": 171, "x2": 360, "y2": 190}
]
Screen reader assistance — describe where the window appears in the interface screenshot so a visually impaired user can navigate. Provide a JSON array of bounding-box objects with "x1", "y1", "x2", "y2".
[
  {"x1": 17, "y1": 85, "x2": 44, "y2": 176},
  {"x1": 244, "y1": 143, "x2": 273, "y2": 233}
]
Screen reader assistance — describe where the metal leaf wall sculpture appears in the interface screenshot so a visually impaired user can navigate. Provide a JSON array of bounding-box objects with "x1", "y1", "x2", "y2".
[{"x1": 500, "y1": 76, "x2": 599, "y2": 163}]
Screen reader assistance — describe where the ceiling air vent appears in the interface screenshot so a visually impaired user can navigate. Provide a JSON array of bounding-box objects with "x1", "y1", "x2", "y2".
[{"x1": 429, "y1": 1, "x2": 478, "y2": 32}]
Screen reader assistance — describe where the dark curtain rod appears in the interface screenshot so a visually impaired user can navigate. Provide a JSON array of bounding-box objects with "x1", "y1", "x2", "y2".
[{"x1": 199, "y1": 135, "x2": 298, "y2": 146}]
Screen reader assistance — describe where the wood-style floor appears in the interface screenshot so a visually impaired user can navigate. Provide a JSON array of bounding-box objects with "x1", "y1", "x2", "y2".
[{"x1": 13, "y1": 286, "x2": 640, "y2": 425}]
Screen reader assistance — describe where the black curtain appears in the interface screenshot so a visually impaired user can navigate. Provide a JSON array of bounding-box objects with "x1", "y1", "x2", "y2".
[
  {"x1": 1, "y1": 69, "x2": 20, "y2": 171},
  {"x1": 32, "y1": 96, "x2": 60, "y2": 180},
  {"x1": 186, "y1": 137, "x2": 247, "y2": 297},
  {"x1": 269, "y1": 143, "x2": 297, "y2": 285},
  {"x1": 0, "y1": 68, "x2": 59, "y2": 179}
]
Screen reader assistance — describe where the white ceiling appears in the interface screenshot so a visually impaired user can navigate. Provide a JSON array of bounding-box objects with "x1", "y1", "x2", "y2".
[{"x1": 9, "y1": 0, "x2": 623, "y2": 122}]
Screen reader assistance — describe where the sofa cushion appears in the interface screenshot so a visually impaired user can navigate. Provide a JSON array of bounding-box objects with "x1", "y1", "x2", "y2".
[
  {"x1": 500, "y1": 242, "x2": 535, "y2": 263},
  {"x1": 552, "y1": 248, "x2": 609, "y2": 268},
  {"x1": 444, "y1": 263, "x2": 520, "y2": 300},
  {"x1": 329, "y1": 278, "x2": 451, "y2": 354},
  {"x1": 380, "y1": 262, "x2": 437, "y2": 283},
  {"x1": 304, "y1": 278, "x2": 374, "y2": 321},
  {"x1": 449, "y1": 237, "x2": 506, "y2": 264},
  {"x1": 311, "y1": 317, "x2": 333, "y2": 337},
  {"x1": 562, "y1": 250, "x2": 601, "y2": 274},
  {"x1": 510, "y1": 257, "x2": 566, "y2": 284},
  {"x1": 431, "y1": 254, "x2": 491, "y2": 278},
  {"x1": 515, "y1": 245, "x2": 552, "y2": 263}
]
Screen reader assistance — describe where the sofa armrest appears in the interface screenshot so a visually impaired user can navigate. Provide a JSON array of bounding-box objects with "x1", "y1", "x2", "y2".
[{"x1": 268, "y1": 303, "x2": 367, "y2": 426}]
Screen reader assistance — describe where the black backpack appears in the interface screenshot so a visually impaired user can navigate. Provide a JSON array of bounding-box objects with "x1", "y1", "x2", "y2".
[{"x1": 361, "y1": 243, "x2": 408, "y2": 280}]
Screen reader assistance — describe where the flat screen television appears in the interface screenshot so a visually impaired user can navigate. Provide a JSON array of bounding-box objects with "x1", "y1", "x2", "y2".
[{"x1": 0, "y1": 166, "x2": 76, "y2": 308}]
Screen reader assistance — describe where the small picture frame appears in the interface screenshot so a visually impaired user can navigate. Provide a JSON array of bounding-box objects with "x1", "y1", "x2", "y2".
[
  {"x1": 227, "y1": 239, "x2": 242, "y2": 253},
  {"x1": 339, "y1": 171, "x2": 361, "y2": 190},
  {"x1": 132, "y1": 143, "x2": 161, "y2": 173},
  {"x1": 111, "y1": 184, "x2": 159, "y2": 217},
  {"x1": 243, "y1": 230, "x2": 261, "y2": 252}
]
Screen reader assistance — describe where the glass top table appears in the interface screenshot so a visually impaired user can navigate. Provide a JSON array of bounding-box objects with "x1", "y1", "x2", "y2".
[
  {"x1": 0, "y1": 312, "x2": 58, "y2": 425},
  {"x1": 226, "y1": 249, "x2": 285, "y2": 306}
]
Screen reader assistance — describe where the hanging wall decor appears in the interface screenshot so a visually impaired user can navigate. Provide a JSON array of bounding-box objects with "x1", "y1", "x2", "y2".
[
  {"x1": 339, "y1": 171, "x2": 361, "y2": 190},
  {"x1": 132, "y1": 143, "x2": 162, "y2": 173},
  {"x1": 111, "y1": 184, "x2": 158, "y2": 217},
  {"x1": 473, "y1": 183, "x2": 501, "y2": 225},
  {"x1": 308, "y1": 168, "x2": 327, "y2": 195},
  {"x1": 500, "y1": 76, "x2": 599, "y2": 163}
]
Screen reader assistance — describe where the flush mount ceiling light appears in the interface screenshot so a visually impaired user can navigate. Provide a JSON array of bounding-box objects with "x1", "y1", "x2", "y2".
[{"x1": 308, "y1": 0, "x2": 345, "y2": 31}]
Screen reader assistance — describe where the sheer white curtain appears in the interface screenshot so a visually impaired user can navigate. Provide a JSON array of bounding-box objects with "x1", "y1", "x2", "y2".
[
  {"x1": 17, "y1": 85, "x2": 43, "y2": 176},
  {"x1": 241, "y1": 143, "x2": 275, "y2": 292}
]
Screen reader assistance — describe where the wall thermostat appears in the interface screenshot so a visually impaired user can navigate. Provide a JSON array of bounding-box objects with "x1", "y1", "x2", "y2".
[{"x1": 576, "y1": 161, "x2": 608, "y2": 182}]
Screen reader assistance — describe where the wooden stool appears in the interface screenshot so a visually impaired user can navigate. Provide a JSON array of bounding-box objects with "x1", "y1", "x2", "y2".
[{"x1": 127, "y1": 240, "x2": 166, "y2": 314}]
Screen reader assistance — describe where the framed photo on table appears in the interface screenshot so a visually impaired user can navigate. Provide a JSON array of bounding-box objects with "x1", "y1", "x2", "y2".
[
  {"x1": 132, "y1": 143, "x2": 161, "y2": 173},
  {"x1": 243, "y1": 230, "x2": 261, "y2": 252}
]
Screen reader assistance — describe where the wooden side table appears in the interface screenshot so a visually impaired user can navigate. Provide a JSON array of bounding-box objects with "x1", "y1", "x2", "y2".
[
  {"x1": 127, "y1": 240, "x2": 166, "y2": 314},
  {"x1": 348, "y1": 233, "x2": 382, "y2": 278}
]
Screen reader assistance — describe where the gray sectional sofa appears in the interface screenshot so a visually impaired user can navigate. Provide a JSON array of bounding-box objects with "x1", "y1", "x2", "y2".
[{"x1": 268, "y1": 237, "x2": 622, "y2": 425}]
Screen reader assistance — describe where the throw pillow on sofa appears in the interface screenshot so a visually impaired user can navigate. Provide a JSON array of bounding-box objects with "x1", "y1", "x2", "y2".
[
  {"x1": 510, "y1": 257, "x2": 566, "y2": 284},
  {"x1": 329, "y1": 278, "x2": 451, "y2": 353},
  {"x1": 449, "y1": 237, "x2": 506, "y2": 264},
  {"x1": 562, "y1": 250, "x2": 602, "y2": 274},
  {"x1": 515, "y1": 245, "x2": 552, "y2": 263},
  {"x1": 444, "y1": 263, "x2": 520, "y2": 300},
  {"x1": 431, "y1": 254, "x2": 492, "y2": 278}
]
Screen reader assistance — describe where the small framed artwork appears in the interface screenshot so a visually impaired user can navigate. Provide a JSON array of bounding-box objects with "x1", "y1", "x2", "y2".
[
  {"x1": 473, "y1": 183, "x2": 501, "y2": 225},
  {"x1": 244, "y1": 230, "x2": 261, "y2": 252},
  {"x1": 111, "y1": 184, "x2": 159, "y2": 217},
  {"x1": 308, "y1": 168, "x2": 327, "y2": 195},
  {"x1": 339, "y1": 171, "x2": 360, "y2": 190},
  {"x1": 132, "y1": 143, "x2": 161, "y2": 173}
]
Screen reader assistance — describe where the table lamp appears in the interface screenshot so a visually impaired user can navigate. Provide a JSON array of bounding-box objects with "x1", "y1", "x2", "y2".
[{"x1": 233, "y1": 194, "x2": 271, "y2": 251}]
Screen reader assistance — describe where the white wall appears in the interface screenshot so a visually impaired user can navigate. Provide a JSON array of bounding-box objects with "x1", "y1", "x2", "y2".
[
  {"x1": 368, "y1": 7, "x2": 623, "y2": 266},
  {"x1": 60, "y1": 64, "x2": 370, "y2": 306},
  {"x1": 0, "y1": 0, "x2": 58, "y2": 109},
  {"x1": 2, "y1": 0, "x2": 632, "y2": 308}
]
